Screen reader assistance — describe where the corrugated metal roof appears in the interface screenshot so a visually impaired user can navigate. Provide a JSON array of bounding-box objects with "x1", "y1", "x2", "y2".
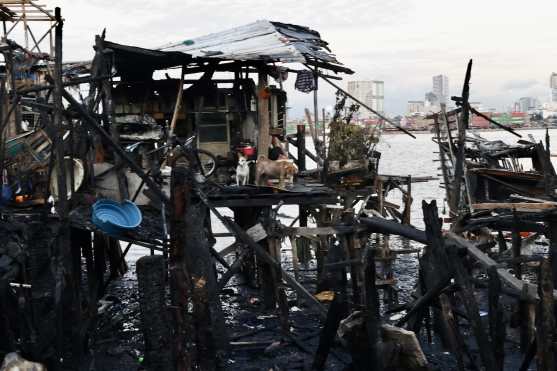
[{"x1": 158, "y1": 20, "x2": 349, "y2": 71}]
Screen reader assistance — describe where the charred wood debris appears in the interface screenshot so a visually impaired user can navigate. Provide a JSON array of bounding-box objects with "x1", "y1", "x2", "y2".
[{"x1": 0, "y1": 4, "x2": 555, "y2": 371}]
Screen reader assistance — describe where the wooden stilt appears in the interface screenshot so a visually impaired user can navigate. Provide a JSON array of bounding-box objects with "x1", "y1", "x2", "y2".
[
  {"x1": 488, "y1": 266, "x2": 505, "y2": 371},
  {"x1": 536, "y1": 259, "x2": 555, "y2": 371}
]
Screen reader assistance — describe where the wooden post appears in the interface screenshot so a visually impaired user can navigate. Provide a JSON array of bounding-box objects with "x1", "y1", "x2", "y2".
[
  {"x1": 537, "y1": 259, "x2": 555, "y2": 371},
  {"x1": 452, "y1": 59, "x2": 472, "y2": 212},
  {"x1": 172, "y1": 165, "x2": 227, "y2": 369},
  {"x1": 364, "y1": 246, "x2": 383, "y2": 371},
  {"x1": 137, "y1": 255, "x2": 173, "y2": 371},
  {"x1": 312, "y1": 293, "x2": 348, "y2": 370},
  {"x1": 233, "y1": 207, "x2": 258, "y2": 287},
  {"x1": 488, "y1": 266, "x2": 505, "y2": 371},
  {"x1": 449, "y1": 244, "x2": 497, "y2": 370},
  {"x1": 258, "y1": 209, "x2": 278, "y2": 309},
  {"x1": 296, "y1": 124, "x2": 306, "y2": 171},
  {"x1": 497, "y1": 230, "x2": 507, "y2": 253},
  {"x1": 438, "y1": 294, "x2": 466, "y2": 371},
  {"x1": 512, "y1": 211, "x2": 523, "y2": 279},
  {"x1": 546, "y1": 215, "x2": 557, "y2": 288},
  {"x1": 52, "y1": 8, "x2": 74, "y2": 367},
  {"x1": 257, "y1": 71, "x2": 270, "y2": 158},
  {"x1": 184, "y1": 197, "x2": 227, "y2": 369},
  {"x1": 403, "y1": 175, "x2": 412, "y2": 225},
  {"x1": 169, "y1": 165, "x2": 193, "y2": 370},
  {"x1": 297, "y1": 222, "x2": 311, "y2": 266}
]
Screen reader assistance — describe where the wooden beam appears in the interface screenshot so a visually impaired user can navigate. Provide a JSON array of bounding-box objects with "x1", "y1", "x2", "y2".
[{"x1": 472, "y1": 202, "x2": 557, "y2": 211}]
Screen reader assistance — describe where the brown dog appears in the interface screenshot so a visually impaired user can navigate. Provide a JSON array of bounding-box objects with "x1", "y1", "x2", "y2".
[{"x1": 255, "y1": 156, "x2": 298, "y2": 188}]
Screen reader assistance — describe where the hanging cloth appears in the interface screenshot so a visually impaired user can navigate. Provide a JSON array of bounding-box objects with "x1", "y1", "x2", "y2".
[{"x1": 295, "y1": 70, "x2": 315, "y2": 93}]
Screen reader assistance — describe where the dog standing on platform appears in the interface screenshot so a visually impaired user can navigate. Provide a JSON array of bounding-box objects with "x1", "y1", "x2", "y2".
[
  {"x1": 236, "y1": 155, "x2": 252, "y2": 186},
  {"x1": 255, "y1": 155, "x2": 298, "y2": 188}
]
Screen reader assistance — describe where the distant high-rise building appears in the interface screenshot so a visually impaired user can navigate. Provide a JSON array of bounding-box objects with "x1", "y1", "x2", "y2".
[
  {"x1": 550, "y1": 73, "x2": 557, "y2": 102},
  {"x1": 518, "y1": 97, "x2": 539, "y2": 113},
  {"x1": 347, "y1": 80, "x2": 384, "y2": 118},
  {"x1": 432, "y1": 75, "x2": 449, "y2": 105},
  {"x1": 407, "y1": 100, "x2": 425, "y2": 114}
]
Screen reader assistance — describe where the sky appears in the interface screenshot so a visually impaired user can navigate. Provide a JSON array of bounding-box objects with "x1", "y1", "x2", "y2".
[{"x1": 20, "y1": 0, "x2": 557, "y2": 118}]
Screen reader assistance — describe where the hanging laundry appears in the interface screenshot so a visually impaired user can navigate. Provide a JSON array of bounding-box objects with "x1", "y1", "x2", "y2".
[{"x1": 295, "y1": 70, "x2": 315, "y2": 93}]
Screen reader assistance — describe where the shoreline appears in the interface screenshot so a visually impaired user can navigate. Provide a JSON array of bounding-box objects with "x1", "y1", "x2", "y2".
[{"x1": 381, "y1": 126, "x2": 555, "y2": 135}]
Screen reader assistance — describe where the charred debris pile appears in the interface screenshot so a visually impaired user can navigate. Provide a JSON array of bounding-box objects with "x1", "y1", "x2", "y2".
[{"x1": 0, "y1": 4, "x2": 554, "y2": 371}]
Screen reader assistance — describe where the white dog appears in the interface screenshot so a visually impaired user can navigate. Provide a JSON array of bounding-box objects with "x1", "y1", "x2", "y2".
[{"x1": 236, "y1": 155, "x2": 252, "y2": 185}]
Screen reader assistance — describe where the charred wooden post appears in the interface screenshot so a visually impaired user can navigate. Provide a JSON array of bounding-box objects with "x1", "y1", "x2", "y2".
[
  {"x1": 448, "y1": 243, "x2": 497, "y2": 370},
  {"x1": 296, "y1": 124, "x2": 306, "y2": 171},
  {"x1": 363, "y1": 246, "x2": 383, "y2": 371},
  {"x1": 169, "y1": 165, "x2": 194, "y2": 370},
  {"x1": 183, "y1": 194, "x2": 227, "y2": 369},
  {"x1": 296, "y1": 124, "x2": 311, "y2": 265},
  {"x1": 497, "y1": 230, "x2": 507, "y2": 253},
  {"x1": 92, "y1": 233, "x2": 108, "y2": 297},
  {"x1": 232, "y1": 207, "x2": 258, "y2": 287},
  {"x1": 171, "y1": 165, "x2": 227, "y2": 369},
  {"x1": 137, "y1": 255, "x2": 173, "y2": 371},
  {"x1": 258, "y1": 209, "x2": 278, "y2": 309},
  {"x1": 546, "y1": 215, "x2": 557, "y2": 288},
  {"x1": 438, "y1": 294, "x2": 466, "y2": 371},
  {"x1": 51, "y1": 8, "x2": 75, "y2": 367},
  {"x1": 312, "y1": 293, "x2": 348, "y2": 370},
  {"x1": 512, "y1": 212, "x2": 523, "y2": 280},
  {"x1": 451, "y1": 59, "x2": 472, "y2": 213},
  {"x1": 536, "y1": 259, "x2": 555, "y2": 371},
  {"x1": 488, "y1": 266, "x2": 505, "y2": 371},
  {"x1": 403, "y1": 175, "x2": 412, "y2": 225}
]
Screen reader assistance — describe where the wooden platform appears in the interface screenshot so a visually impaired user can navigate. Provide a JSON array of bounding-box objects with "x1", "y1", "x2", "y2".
[{"x1": 204, "y1": 182, "x2": 338, "y2": 207}]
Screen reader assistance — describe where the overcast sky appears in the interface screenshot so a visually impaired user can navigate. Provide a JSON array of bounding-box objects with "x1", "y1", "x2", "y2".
[{"x1": 32, "y1": 0, "x2": 557, "y2": 117}]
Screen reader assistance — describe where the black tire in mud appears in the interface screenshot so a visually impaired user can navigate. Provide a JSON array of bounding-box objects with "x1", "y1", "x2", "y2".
[{"x1": 136, "y1": 255, "x2": 173, "y2": 371}]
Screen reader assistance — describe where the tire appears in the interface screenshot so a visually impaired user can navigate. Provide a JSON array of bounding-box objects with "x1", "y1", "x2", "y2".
[{"x1": 196, "y1": 149, "x2": 217, "y2": 177}]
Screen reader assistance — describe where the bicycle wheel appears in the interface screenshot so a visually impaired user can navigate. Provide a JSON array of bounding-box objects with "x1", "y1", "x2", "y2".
[{"x1": 196, "y1": 149, "x2": 217, "y2": 177}]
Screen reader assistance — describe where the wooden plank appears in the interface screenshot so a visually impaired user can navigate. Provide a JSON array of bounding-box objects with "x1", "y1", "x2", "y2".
[
  {"x1": 285, "y1": 225, "x2": 361, "y2": 237},
  {"x1": 472, "y1": 202, "x2": 557, "y2": 211}
]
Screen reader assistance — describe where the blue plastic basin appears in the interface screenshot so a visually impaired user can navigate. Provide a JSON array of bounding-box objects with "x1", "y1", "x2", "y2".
[{"x1": 92, "y1": 199, "x2": 142, "y2": 236}]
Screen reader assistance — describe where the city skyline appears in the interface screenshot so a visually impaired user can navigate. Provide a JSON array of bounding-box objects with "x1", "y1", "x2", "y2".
[{"x1": 31, "y1": 0, "x2": 557, "y2": 118}]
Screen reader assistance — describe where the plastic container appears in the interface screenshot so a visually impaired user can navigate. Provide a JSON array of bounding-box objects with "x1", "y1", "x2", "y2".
[
  {"x1": 50, "y1": 157, "x2": 85, "y2": 200},
  {"x1": 92, "y1": 199, "x2": 142, "y2": 236},
  {"x1": 241, "y1": 146, "x2": 255, "y2": 157}
]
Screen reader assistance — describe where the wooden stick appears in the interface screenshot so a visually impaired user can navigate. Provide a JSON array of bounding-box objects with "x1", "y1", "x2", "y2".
[{"x1": 169, "y1": 65, "x2": 185, "y2": 137}]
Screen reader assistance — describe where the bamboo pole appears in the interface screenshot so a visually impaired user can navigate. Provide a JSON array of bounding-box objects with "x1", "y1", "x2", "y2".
[{"x1": 169, "y1": 65, "x2": 185, "y2": 137}]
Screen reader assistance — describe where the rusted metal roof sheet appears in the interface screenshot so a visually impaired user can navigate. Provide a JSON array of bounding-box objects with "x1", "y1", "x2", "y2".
[{"x1": 158, "y1": 20, "x2": 351, "y2": 73}]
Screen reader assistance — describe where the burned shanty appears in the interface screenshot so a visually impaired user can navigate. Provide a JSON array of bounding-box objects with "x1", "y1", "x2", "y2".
[{"x1": 1, "y1": 2, "x2": 556, "y2": 371}]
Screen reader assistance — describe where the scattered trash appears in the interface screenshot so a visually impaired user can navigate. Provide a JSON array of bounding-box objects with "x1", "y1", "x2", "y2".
[
  {"x1": 0, "y1": 352, "x2": 46, "y2": 371},
  {"x1": 314, "y1": 290, "x2": 335, "y2": 302}
]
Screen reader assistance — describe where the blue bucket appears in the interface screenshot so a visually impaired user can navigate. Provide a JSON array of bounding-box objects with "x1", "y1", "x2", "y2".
[{"x1": 92, "y1": 199, "x2": 142, "y2": 236}]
